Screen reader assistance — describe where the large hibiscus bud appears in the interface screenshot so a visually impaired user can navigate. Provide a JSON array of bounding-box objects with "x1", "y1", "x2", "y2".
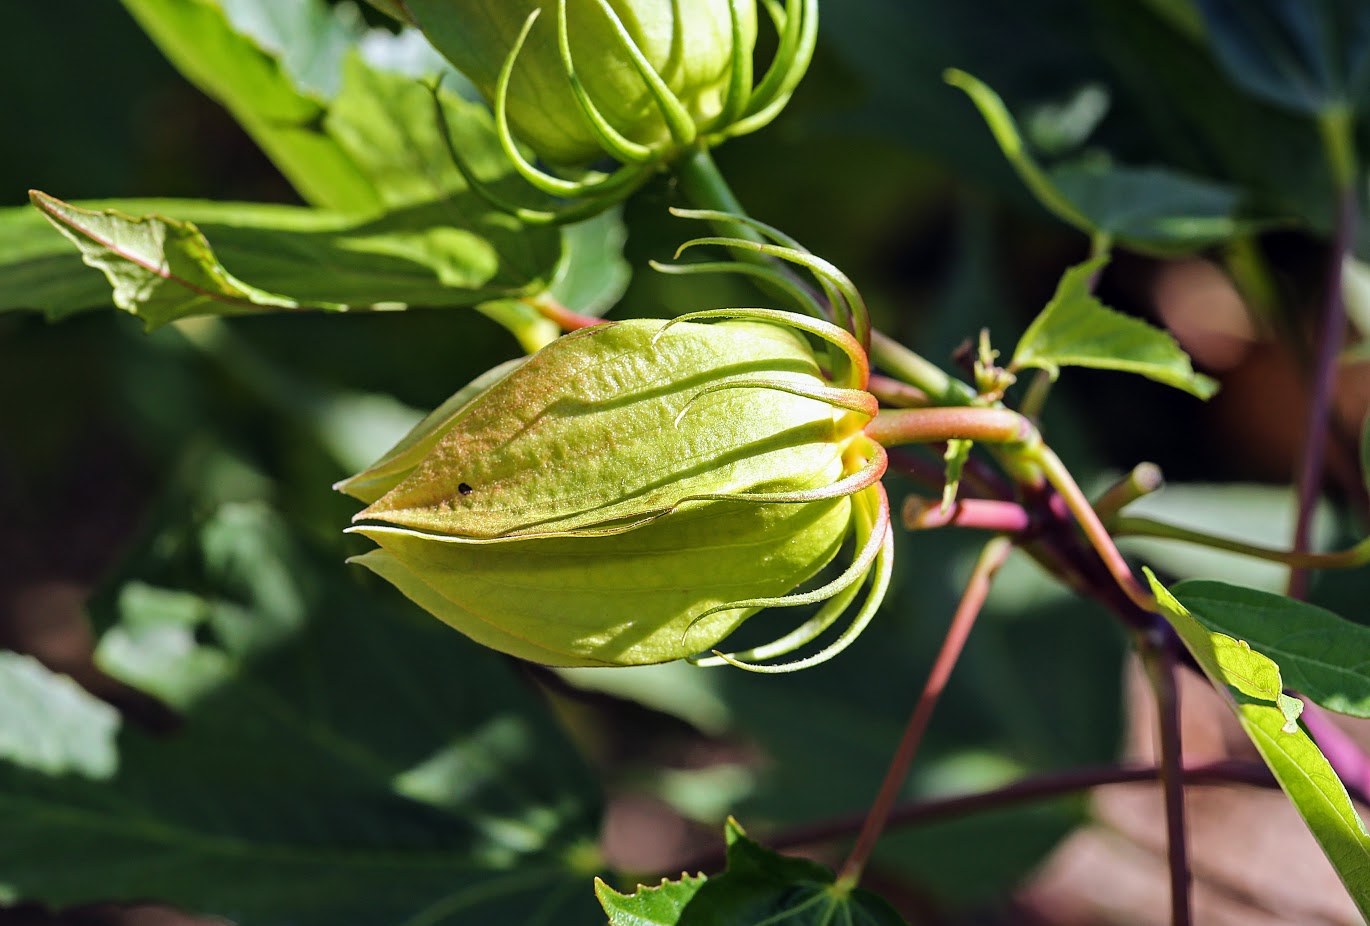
[{"x1": 339, "y1": 308, "x2": 890, "y2": 669}]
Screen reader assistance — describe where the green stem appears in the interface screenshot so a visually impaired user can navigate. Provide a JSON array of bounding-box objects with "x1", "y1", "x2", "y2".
[
  {"x1": 1017, "y1": 369, "x2": 1053, "y2": 421},
  {"x1": 870, "y1": 330, "x2": 977, "y2": 406},
  {"x1": 672, "y1": 146, "x2": 767, "y2": 246},
  {"x1": 1092, "y1": 463, "x2": 1165, "y2": 521},
  {"x1": 1112, "y1": 515, "x2": 1370, "y2": 569},
  {"x1": 864, "y1": 406, "x2": 1033, "y2": 447},
  {"x1": 1318, "y1": 105, "x2": 1358, "y2": 195}
]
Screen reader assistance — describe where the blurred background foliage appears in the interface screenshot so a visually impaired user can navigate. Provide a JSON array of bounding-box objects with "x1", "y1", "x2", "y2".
[{"x1": 3, "y1": 1, "x2": 1370, "y2": 924}]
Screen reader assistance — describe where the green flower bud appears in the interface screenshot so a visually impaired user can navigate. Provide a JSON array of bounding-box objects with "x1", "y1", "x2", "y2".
[
  {"x1": 339, "y1": 309, "x2": 890, "y2": 668},
  {"x1": 411, "y1": 0, "x2": 758, "y2": 164},
  {"x1": 374, "y1": 0, "x2": 816, "y2": 212}
]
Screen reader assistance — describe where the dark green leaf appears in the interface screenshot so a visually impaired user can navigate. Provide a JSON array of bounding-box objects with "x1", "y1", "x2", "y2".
[
  {"x1": 1011, "y1": 255, "x2": 1219, "y2": 397},
  {"x1": 1050, "y1": 160, "x2": 1257, "y2": 249},
  {"x1": 597, "y1": 873, "x2": 708, "y2": 926},
  {"x1": 0, "y1": 503, "x2": 606, "y2": 926},
  {"x1": 1176, "y1": 580, "x2": 1370, "y2": 718},
  {"x1": 1196, "y1": 0, "x2": 1370, "y2": 113},
  {"x1": 1086, "y1": 0, "x2": 1337, "y2": 231},
  {"x1": 1147, "y1": 571, "x2": 1370, "y2": 915},
  {"x1": 945, "y1": 70, "x2": 1261, "y2": 253},
  {"x1": 671, "y1": 820, "x2": 908, "y2": 926}
]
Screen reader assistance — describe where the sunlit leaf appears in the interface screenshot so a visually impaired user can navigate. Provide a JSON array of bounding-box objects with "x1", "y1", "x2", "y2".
[
  {"x1": 31, "y1": 192, "x2": 303, "y2": 328},
  {"x1": 28, "y1": 191, "x2": 560, "y2": 330},
  {"x1": 1147, "y1": 570, "x2": 1370, "y2": 915},
  {"x1": 1010, "y1": 255, "x2": 1219, "y2": 397},
  {"x1": 1176, "y1": 580, "x2": 1370, "y2": 719}
]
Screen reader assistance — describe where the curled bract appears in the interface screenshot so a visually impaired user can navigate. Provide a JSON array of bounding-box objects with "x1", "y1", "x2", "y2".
[{"x1": 340, "y1": 308, "x2": 891, "y2": 669}]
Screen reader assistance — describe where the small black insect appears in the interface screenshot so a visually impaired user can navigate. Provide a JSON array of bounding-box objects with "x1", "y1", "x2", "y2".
[{"x1": 458, "y1": 482, "x2": 474, "y2": 496}]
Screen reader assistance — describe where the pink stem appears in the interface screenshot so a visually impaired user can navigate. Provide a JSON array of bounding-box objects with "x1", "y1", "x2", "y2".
[
  {"x1": 835, "y1": 536, "x2": 1014, "y2": 887},
  {"x1": 903, "y1": 496, "x2": 1031, "y2": 533}
]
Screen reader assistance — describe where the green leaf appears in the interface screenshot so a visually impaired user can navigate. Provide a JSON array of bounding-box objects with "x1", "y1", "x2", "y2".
[
  {"x1": 0, "y1": 503, "x2": 607, "y2": 926},
  {"x1": 26, "y1": 189, "x2": 559, "y2": 329},
  {"x1": 1146, "y1": 570, "x2": 1370, "y2": 915},
  {"x1": 942, "y1": 438, "x2": 973, "y2": 511},
  {"x1": 597, "y1": 873, "x2": 708, "y2": 926},
  {"x1": 1175, "y1": 580, "x2": 1370, "y2": 719},
  {"x1": 1010, "y1": 255, "x2": 1218, "y2": 397},
  {"x1": 31, "y1": 192, "x2": 301, "y2": 328},
  {"x1": 1237, "y1": 699, "x2": 1370, "y2": 906},
  {"x1": 1196, "y1": 0, "x2": 1370, "y2": 114},
  {"x1": 550, "y1": 207, "x2": 633, "y2": 318},
  {"x1": 944, "y1": 69, "x2": 1260, "y2": 253},
  {"x1": 119, "y1": 0, "x2": 538, "y2": 217},
  {"x1": 667, "y1": 819, "x2": 908, "y2": 925},
  {"x1": 10, "y1": 49, "x2": 623, "y2": 345},
  {"x1": 1050, "y1": 160, "x2": 1255, "y2": 250},
  {"x1": 474, "y1": 207, "x2": 633, "y2": 352},
  {"x1": 120, "y1": 0, "x2": 380, "y2": 212}
]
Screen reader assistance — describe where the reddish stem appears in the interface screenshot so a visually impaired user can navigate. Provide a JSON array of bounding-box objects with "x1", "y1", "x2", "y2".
[
  {"x1": 835, "y1": 536, "x2": 1014, "y2": 887},
  {"x1": 1142, "y1": 634, "x2": 1192, "y2": 926},
  {"x1": 1289, "y1": 191, "x2": 1357, "y2": 598},
  {"x1": 525, "y1": 294, "x2": 602, "y2": 332},
  {"x1": 667, "y1": 760, "x2": 1274, "y2": 875}
]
